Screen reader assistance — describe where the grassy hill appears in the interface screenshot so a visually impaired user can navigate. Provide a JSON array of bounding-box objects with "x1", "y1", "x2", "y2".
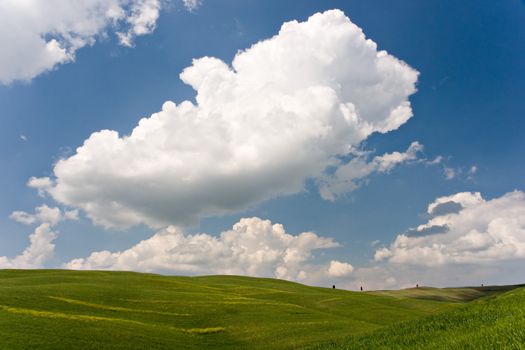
[
  {"x1": 315, "y1": 285, "x2": 525, "y2": 349},
  {"x1": 369, "y1": 284, "x2": 521, "y2": 302},
  {"x1": 0, "y1": 270, "x2": 520, "y2": 349}
]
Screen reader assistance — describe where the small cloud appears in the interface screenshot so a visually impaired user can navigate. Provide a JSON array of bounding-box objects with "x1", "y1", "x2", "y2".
[
  {"x1": 444, "y1": 167, "x2": 456, "y2": 180},
  {"x1": 27, "y1": 176, "x2": 53, "y2": 197},
  {"x1": 426, "y1": 155, "x2": 443, "y2": 165},
  {"x1": 328, "y1": 260, "x2": 354, "y2": 277},
  {"x1": 467, "y1": 165, "x2": 478, "y2": 181},
  {"x1": 116, "y1": 0, "x2": 161, "y2": 47},
  {"x1": 10, "y1": 204, "x2": 78, "y2": 227},
  {"x1": 371, "y1": 239, "x2": 380, "y2": 247},
  {"x1": 182, "y1": 0, "x2": 201, "y2": 11},
  {"x1": 9, "y1": 211, "x2": 36, "y2": 225},
  {"x1": 20, "y1": 135, "x2": 27, "y2": 141}
]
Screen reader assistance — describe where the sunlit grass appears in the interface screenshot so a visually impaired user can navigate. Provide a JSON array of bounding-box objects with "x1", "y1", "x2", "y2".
[
  {"x1": 313, "y1": 287, "x2": 525, "y2": 349},
  {"x1": 0, "y1": 269, "x2": 517, "y2": 349}
]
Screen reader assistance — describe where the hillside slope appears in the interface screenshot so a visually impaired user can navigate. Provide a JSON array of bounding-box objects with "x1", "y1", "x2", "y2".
[
  {"x1": 370, "y1": 284, "x2": 522, "y2": 302},
  {"x1": 314, "y1": 286, "x2": 525, "y2": 349},
  {"x1": 0, "y1": 270, "x2": 512, "y2": 349}
]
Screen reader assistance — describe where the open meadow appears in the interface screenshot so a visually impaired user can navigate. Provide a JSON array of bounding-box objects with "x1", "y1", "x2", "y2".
[{"x1": 0, "y1": 270, "x2": 522, "y2": 349}]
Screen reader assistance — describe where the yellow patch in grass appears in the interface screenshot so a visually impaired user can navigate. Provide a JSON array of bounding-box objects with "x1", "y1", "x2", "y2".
[
  {"x1": 0, "y1": 304, "x2": 145, "y2": 326},
  {"x1": 183, "y1": 327, "x2": 226, "y2": 335},
  {"x1": 48, "y1": 296, "x2": 191, "y2": 316}
]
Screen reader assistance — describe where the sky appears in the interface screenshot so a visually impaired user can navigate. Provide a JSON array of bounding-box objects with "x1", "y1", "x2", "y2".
[{"x1": 0, "y1": 0, "x2": 524, "y2": 290}]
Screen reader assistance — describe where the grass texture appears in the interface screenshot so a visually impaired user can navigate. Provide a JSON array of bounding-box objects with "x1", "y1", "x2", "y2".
[
  {"x1": 313, "y1": 285, "x2": 525, "y2": 349},
  {"x1": 0, "y1": 269, "x2": 519, "y2": 349}
]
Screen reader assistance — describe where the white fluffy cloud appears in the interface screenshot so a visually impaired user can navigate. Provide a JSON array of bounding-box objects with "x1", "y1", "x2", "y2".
[
  {"x1": 328, "y1": 260, "x2": 354, "y2": 277},
  {"x1": 373, "y1": 190, "x2": 525, "y2": 272},
  {"x1": 336, "y1": 191, "x2": 525, "y2": 290},
  {"x1": 0, "y1": 223, "x2": 58, "y2": 269},
  {"x1": 319, "y1": 141, "x2": 423, "y2": 200},
  {"x1": 1, "y1": 204, "x2": 77, "y2": 269},
  {"x1": 27, "y1": 176, "x2": 54, "y2": 197},
  {"x1": 36, "y1": 10, "x2": 418, "y2": 229},
  {"x1": 66, "y1": 217, "x2": 351, "y2": 284},
  {"x1": 9, "y1": 204, "x2": 77, "y2": 227},
  {"x1": 0, "y1": 0, "x2": 162, "y2": 84},
  {"x1": 117, "y1": 0, "x2": 161, "y2": 47}
]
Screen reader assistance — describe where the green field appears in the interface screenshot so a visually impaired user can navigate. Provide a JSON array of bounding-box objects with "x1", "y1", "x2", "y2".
[
  {"x1": 0, "y1": 270, "x2": 522, "y2": 349},
  {"x1": 316, "y1": 286, "x2": 525, "y2": 349}
]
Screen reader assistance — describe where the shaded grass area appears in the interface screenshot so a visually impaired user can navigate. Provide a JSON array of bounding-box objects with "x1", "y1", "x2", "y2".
[
  {"x1": 0, "y1": 270, "x2": 516, "y2": 349},
  {"x1": 314, "y1": 286, "x2": 525, "y2": 349},
  {"x1": 370, "y1": 284, "x2": 523, "y2": 302}
]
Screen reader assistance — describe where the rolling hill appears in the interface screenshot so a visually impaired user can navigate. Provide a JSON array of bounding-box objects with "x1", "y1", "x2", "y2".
[
  {"x1": 315, "y1": 285, "x2": 525, "y2": 349},
  {"x1": 0, "y1": 270, "x2": 520, "y2": 349}
]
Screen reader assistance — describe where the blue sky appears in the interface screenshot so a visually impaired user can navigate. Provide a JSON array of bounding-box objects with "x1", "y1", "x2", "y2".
[{"x1": 0, "y1": 0, "x2": 524, "y2": 289}]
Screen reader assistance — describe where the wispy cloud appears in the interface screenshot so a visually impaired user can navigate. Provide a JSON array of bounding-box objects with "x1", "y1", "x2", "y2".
[
  {"x1": 444, "y1": 167, "x2": 456, "y2": 180},
  {"x1": 182, "y1": 0, "x2": 202, "y2": 12},
  {"x1": 319, "y1": 141, "x2": 424, "y2": 201}
]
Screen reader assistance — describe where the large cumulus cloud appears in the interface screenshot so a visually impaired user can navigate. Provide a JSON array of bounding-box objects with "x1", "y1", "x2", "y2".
[
  {"x1": 351, "y1": 191, "x2": 525, "y2": 289},
  {"x1": 375, "y1": 191, "x2": 525, "y2": 266},
  {"x1": 37, "y1": 10, "x2": 419, "y2": 228}
]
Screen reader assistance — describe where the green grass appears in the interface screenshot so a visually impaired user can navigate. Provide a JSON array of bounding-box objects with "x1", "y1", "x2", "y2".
[
  {"x1": 0, "y1": 270, "x2": 520, "y2": 349},
  {"x1": 369, "y1": 284, "x2": 522, "y2": 302},
  {"x1": 313, "y1": 286, "x2": 525, "y2": 350}
]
